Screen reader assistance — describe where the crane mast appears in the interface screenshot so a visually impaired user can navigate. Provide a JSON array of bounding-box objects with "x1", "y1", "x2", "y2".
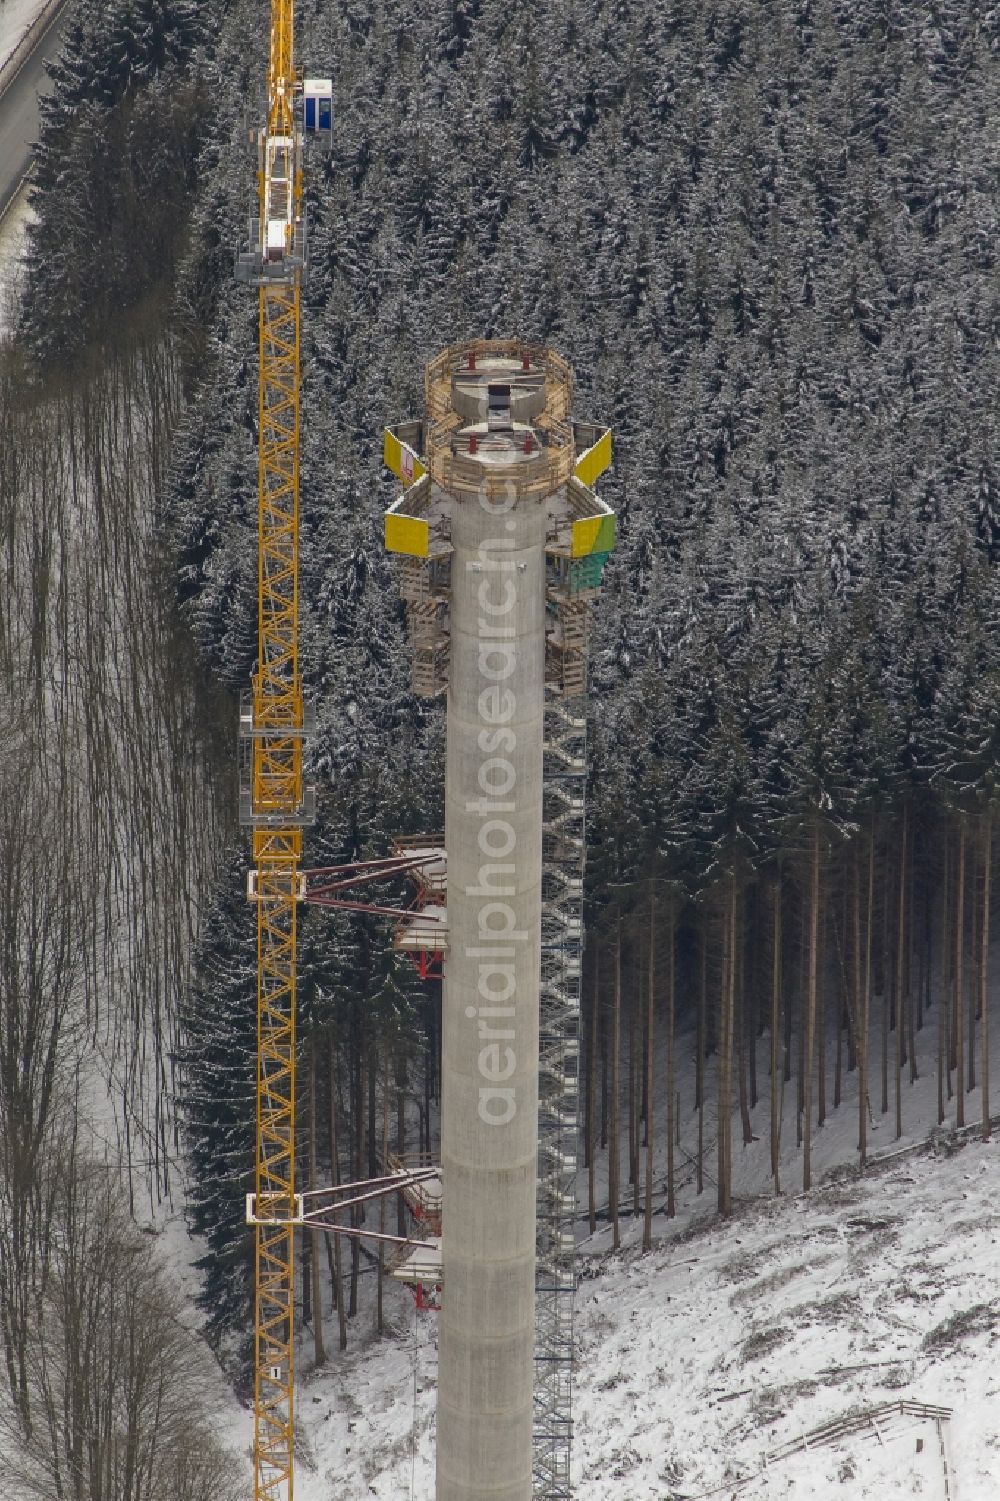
[
  {"x1": 234, "y1": 3, "x2": 321, "y2": 1497},
  {"x1": 251, "y1": 157, "x2": 302, "y2": 1501}
]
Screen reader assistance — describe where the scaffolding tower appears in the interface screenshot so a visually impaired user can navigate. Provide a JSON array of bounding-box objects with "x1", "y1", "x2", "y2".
[{"x1": 535, "y1": 693, "x2": 587, "y2": 1499}]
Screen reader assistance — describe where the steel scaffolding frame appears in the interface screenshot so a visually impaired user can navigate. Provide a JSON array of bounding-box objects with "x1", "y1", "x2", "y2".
[{"x1": 535, "y1": 694, "x2": 587, "y2": 1500}]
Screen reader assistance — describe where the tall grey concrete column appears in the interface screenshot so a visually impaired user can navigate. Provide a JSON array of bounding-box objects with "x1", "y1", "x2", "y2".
[{"x1": 438, "y1": 455, "x2": 546, "y2": 1501}]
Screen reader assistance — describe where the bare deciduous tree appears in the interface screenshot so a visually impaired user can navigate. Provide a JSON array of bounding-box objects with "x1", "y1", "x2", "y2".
[{"x1": 0, "y1": 1150, "x2": 242, "y2": 1501}]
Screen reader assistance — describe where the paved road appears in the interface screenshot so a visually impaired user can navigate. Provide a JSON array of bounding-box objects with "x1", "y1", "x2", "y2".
[{"x1": 0, "y1": 2, "x2": 70, "y2": 223}]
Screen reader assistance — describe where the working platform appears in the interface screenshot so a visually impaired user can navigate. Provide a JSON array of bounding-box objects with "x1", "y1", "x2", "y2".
[
  {"x1": 390, "y1": 1236, "x2": 442, "y2": 1282},
  {"x1": 385, "y1": 1152, "x2": 443, "y2": 1232},
  {"x1": 394, "y1": 903, "x2": 448, "y2": 955},
  {"x1": 390, "y1": 1236, "x2": 443, "y2": 1309},
  {"x1": 390, "y1": 837, "x2": 448, "y2": 975}
]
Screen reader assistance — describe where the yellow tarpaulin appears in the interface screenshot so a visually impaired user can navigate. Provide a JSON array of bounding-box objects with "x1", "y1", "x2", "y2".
[
  {"x1": 385, "y1": 512, "x2": 430, "y2": 558},
  {"x1": 571, "y1": 513, "x2": 616, "y2": 558},
  {"x1": 574, "y1": 427, "x2": 612, "y2": 488},
  {"x1": 383, "y1": 428, "x2": 426, "y2": 485}
]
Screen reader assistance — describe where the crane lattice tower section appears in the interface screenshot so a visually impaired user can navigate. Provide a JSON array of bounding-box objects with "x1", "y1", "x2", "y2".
[
  {"x1": 234, "y1": 4, "x2": 329, "y2": 1497},
  {"x1": 385, "y1": 340, "x2": 614, "y2": 1500}
]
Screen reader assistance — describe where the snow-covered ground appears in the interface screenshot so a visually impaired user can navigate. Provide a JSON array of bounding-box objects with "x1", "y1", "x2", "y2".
[
  {"x1": 164, "y1": 1017, "x2": 1000, "y2": 1501},
  {"x1": 573, "y1": 1136, "x2": 1000, "y2": 1500},
  {"x1": 144, "y1": 949, "x2": 1000, "y2": 1499},
  {"x1": 264, "y1": 1126, "x2": 999, "y2": 1501},
  {"x1": 0, "y1": 0, "x2": 48, "y2": 72}
]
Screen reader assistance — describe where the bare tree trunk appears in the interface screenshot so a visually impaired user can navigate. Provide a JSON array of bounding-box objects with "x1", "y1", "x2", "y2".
[
  {"x1": 666, "y1": 893, "x2": 676, "y2": 1220},
  {"x1": 913, "y1": 834, "x2": 923, "y2": 1033},
  {"x1": 803, "y1": 824, "x2": 820, "y2": 1192},
  {"x1": 881, "y1": 893, "x2": 890, "y2": 1120},
  {"x1": 969, "y1": 838, "x2": 979, "y2": 1093},
  {"x1": 844, "y1": 877, "x2": 857, "y2": 1075},
  {"x1": 611, "y1": 915, "x2": 622, "y2": 1250},
  {"x1": 600, "y1": 959, "x2": 608, "y2": 1151},
  {"x1": 368, "y1": 1038, "x2": 378, "y2": 1180},
  {"x1": 854, "y1": 835, "x2": 872, "y2": 1166},
  {"x1": 349, "y1": 1043, "x2": 363, "y2": 1318},
  {"x1": 905, "y1": 812, "x2": 918, "y2": 1083},
  {"x1": 309, "y1": 1041, "x2": 325, "y2": 1365},
  {"x1": 956, "y1": 819, "x2": 966, "y2": 1129},
  {"x1": 784, "y1": 910, "x2": 794, "y2": 1088},
  {"x1": 852, "y1": 847, "x2": 863, "y2": 1161},
  {"x1": 628, "y1": 933, "x2": 639, "y2": 1213},
  {"x1": 982, "y1": 812, "x2": 992, "y2": 1142},
  {"x1": 924, "y1": 842, "x2": 933, "y2": 1030},
  {"x1": 643, "y1": 892, "x2": 655, "y2": 1252},
  {"x1": 737, "y1": 895, "x2": 753, "y2": 1146},
  {"x1": 895, "y1": 804, "x2": 907, "y2": 1140},
  {"x1": 641, "y1": 957, "x2": 649, "y2": 1150},
  {"x1": 748, "y1": 905, "x2": 759, "y2": 1110},
  {"x1": 939, "y1": 828, "x2": 949, "y2": 1123},
  {"x1": 771, "y1": 876, "x2": 783, "y2": 1193},
  {"x1": 828, "y1": 930, "x2": 834, "y2": 1122},
  {"x1": 328, "y1": 1034, "x2": 348, "y2": 1351},
  {"x1": 377, "y1": 1045, "x2": 389, "y2": 1336},
  {"x1": 697, "y1": 934, "x2": 706, "y2": 1197},
  {"x1": 900, "y1": 834, "x2": 912, "y2": 1080},
  {"x1": 718, "y1": 879, "x2": 736, "y2": 1216},
  {"x1": 396, "y1": 1051, "x2": 407, "y2": 1239},
  {"x1": 818, "y1": 895, "x2": 827, "y2": 1130},
  {"x1": 588, "y1": 954, "x2": 598, "y2": 1235},
  {"x1": 797, "y1": 913, "x2": 807, "y2": 1146},
  {"x1": 423, "y1": 1008, "x2": 433, "y2": 1157}
]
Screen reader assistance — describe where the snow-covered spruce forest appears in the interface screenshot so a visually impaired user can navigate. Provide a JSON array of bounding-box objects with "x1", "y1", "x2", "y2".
[{"x1": 1, "y1": 0, "x2": 999, "y2": 1490}]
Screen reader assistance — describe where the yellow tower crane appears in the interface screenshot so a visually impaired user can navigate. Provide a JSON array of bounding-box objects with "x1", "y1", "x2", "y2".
[{"x1": 235, "y1": 9, "x2": 330, "y2": 1500}]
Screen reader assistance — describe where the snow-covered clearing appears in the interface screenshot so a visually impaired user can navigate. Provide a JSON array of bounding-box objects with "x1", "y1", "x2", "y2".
[
  {"x1": 0, "y1": 0, "x2": 48, "y2": 73},
  {"x1": 572, "y1": 1137, "x2": 999, "y2": 1500},
  {"x1": 261, "y1": 1128, "x2": 998, "y2": 1501},
  {"x1": 171, "y1": 1104, "x2": 999, "y2": 1499},
  {"x1": 154, "y1": 940, "x2": 1000, "y2": 1498}
]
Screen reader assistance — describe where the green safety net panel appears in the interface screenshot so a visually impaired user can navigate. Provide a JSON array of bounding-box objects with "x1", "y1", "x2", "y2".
[{"x1": 569, "y1": 551, "x2": 611, "y2": 593}]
